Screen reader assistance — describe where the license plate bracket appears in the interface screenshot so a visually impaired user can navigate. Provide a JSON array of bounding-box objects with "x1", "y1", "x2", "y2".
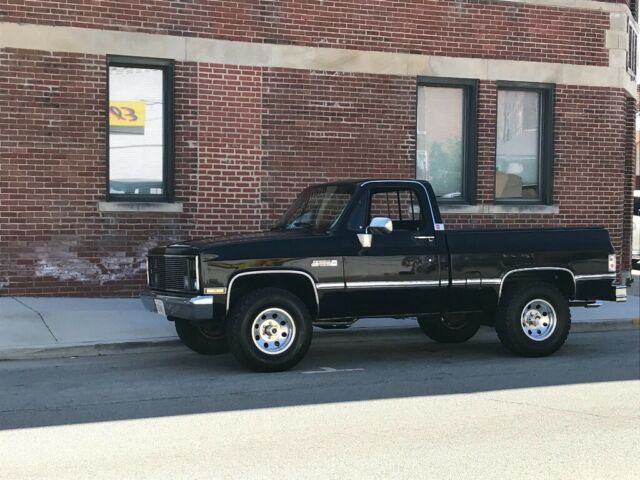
[{"x1": 154, "y1": 299, "x2": 166, "y2": 316}]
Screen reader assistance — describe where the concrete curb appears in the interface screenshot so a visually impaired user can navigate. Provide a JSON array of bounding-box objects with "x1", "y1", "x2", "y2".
[
  {"x1": 0, "y1": 318, "x2": 637, "y2": 361},
  {"x1": 0, "y1": 338, "x2": 181, "y2": 361},
  {"x1": 571, "y1": 318, "x2": 640, "y2": 332}
]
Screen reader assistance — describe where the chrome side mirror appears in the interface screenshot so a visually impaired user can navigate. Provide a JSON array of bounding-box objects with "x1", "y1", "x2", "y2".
[
  {"x1": 357, "y1": 217, "x2": 393, "y2": 248},
  {"x1": 368, "y1": 217, "x2": 393, "y2": 235}
]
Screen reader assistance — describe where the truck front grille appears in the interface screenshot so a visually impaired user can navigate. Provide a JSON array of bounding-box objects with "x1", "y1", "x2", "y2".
[{"x1": 147, "y1": 255, "x2": 198, "y2": 293}]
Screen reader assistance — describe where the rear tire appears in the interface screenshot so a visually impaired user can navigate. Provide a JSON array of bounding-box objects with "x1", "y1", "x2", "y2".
[
  {"x1": 495, "y1": 282, "x2": 570, "y2": 357},
  {"x1": 173, "y1": 318, "x2": 228, "y2": 355},
  {"x1": 417, "y1": 313, "x2": 481, "y2": 343},
  {"x1": 227, "y1": 288, "x2": 313, "y2": 372}
]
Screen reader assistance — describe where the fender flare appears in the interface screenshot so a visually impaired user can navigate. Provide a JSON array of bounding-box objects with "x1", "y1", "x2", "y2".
[{"x1": 226, "y1": 269, "x2": 319, "y2": 313}]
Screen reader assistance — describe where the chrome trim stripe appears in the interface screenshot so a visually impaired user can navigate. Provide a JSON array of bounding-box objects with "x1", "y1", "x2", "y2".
[
  {"x1": 360, "y1": 180, "x2": 438, "y2": 229},
  {"x1": 451, "y1": 278, "x2": 501, "y2": 286},
  {"x1": 316, "y1": 282, "x2": 346, "y2": 290},
  {"x1": 346, "y1": 280, "x2": 440, "y2": 288},
  {"x1": 342, "y1": 278, "x2": 505, "y2": 288},
  {"x1": 575, "y1": 273, "x2": 617, "y2": 281},
  {"x1": 226, "y1": 270, "x2": 319, "y2": 313},
  {"x1": 498, "y1": 267, "x2": 576, "y2": 301}
]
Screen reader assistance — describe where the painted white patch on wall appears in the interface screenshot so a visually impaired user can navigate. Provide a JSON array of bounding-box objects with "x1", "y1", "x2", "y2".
[{"x1": 30, "y1": 238, "x2": 169, "y2": 285}]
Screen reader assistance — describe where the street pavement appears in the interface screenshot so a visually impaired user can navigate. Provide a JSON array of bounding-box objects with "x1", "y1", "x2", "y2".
[{"x1": 0, "y1": 328, "x2": 638, "y2": 479}]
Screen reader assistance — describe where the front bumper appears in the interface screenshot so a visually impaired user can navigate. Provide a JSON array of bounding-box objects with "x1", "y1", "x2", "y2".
[
  {"x1": 141, "y1": 291, "x2": 214, "y2": 322},
  {"x1": 614, "y1": 285, "x2": 627, "y2": 302}
]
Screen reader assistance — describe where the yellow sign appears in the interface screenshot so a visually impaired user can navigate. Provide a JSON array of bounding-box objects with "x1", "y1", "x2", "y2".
[{"x1": 109, "y1": 100, "x2": 145, "y2": 134}]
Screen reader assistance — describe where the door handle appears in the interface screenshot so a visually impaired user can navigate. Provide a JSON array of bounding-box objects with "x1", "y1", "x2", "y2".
[{"x1": 414, "y1": 235, "x2": 435, "y2": 241}]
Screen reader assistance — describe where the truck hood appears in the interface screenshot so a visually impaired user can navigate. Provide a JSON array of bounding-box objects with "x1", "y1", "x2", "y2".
[{"x1": 151, "y1": 229, "x2": 328, "y2": 256}]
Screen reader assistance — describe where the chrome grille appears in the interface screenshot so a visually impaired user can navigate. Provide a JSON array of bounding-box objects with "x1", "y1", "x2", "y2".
[{"x1": 147, "y1": 255, "x2": 198, "y2": 293}]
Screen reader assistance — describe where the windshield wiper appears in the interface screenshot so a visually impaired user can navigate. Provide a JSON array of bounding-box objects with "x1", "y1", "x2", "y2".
[
  {"x1": 291, "y1": 221, "x2": 314, "y2": 228},
  {"x1": 270, "y1": 222, "x2": 313, "y2": 231}
]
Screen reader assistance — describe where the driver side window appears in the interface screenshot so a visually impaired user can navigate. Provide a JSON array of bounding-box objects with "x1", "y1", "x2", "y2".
[{"x1": 368, "y1": 189, "x2": 426, "y2": 232}]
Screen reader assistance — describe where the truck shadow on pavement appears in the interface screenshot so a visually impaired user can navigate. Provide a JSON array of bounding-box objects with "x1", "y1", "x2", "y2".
[{"x1": 0, "y1": 328, "x2": 638, "y2": 430}]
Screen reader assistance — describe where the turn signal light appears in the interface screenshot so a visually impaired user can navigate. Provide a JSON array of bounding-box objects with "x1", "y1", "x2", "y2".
[{"x1": 608, "y1": 254, "x2": 616, "y2": 272}]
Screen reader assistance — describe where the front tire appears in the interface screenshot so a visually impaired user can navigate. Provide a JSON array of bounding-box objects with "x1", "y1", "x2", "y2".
[
  {"x1": 173, "y1": 318, "x2": 228, "y2": 355},
  {"x1": 417, "y1": 313, "x2": 481, "y2": 343},
  {"x1": 495, "y1": 283, "x2": 570, "y2": 357},
  {"x1": 227, "y1": 288, "x2": 313, "y2": 372}
]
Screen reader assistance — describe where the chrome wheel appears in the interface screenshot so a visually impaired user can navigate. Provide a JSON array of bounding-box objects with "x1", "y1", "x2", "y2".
[
  {"x1": 251, "y1": 308, "x2": 296, "y2": 355},
  {"x1": 521, "y1": 299, "x2": 556, "y2": 341}
]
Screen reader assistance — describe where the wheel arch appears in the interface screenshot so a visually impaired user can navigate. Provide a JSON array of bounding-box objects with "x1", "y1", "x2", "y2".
[
  {"x1": 498, "y1": 268, "x2": 575, "y2": 302},
  {"x1": 226, "y1": 270, "x2": 319, "y2": 318}
]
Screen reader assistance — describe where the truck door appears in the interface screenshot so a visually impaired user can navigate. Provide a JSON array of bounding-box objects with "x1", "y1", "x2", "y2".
[{"x1": 341, "y1": 183, "x2": 445, "y2": 318}]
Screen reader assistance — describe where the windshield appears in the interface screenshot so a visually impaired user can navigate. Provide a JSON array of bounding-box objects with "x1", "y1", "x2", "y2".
[{"x1": 273, "y1": 184, "x2": 354, "y2": 232}]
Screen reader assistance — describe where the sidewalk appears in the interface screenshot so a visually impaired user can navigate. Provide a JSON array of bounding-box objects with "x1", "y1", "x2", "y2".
[{"x1": 1, "y1": 285, "x2": 638, "y2": 360}]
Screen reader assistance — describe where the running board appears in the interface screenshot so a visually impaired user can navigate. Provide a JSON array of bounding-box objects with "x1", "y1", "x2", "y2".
[{"x1": 569, "y1": 300, "x2": 603, "y2": 308}]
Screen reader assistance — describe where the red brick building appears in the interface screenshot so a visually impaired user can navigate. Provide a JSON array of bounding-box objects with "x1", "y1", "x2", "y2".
[{"x1": 0, "y1": 0, "x2": 638, "y2": 296}]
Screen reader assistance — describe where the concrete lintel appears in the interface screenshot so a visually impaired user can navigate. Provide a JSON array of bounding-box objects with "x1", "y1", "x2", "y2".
[
  {"x1": 98, "y1": 202, "x2": 184, "y2": 213},
  {"x1": 609, "y1": 49, "x2": 628, "y2": 68},
  {"x1": 484, "y1": 204, "x2": 560, "y2": 214},
  {"x1": 503, "y1": 0, "x2": 632, "y2": 14},
  {"x1": 186, "y1": 36, "x2": 269, "y2": 67},
  {"x1": 0, "y1": 22, "x2": 637, "y2": 97},
  {"x1": 426, "y1": 56, "x2": 489, "y2": 80},
  {"x1": 439, "y1": 204, "x2": 485, "y2": 214},
  {"x1": 487, "y1": 59, "x2": 562, "y2": 84},
  {"x1": 606, "y1": 30, "x2": 628, "y2": 50},
  {"x1": 609, "y1": 11, "x2": 630, "y2": 32},
  {"x1": 440, "y1": 204, "x2": 560, "y2": 215}
]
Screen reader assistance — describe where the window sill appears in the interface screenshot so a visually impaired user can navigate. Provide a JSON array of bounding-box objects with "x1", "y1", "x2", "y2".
[
  {"x1": 97, "y1": 202, "x2": 183, "y2": 213},
  {"x1": 440, "y1": 204, "x2": 559, "y2": 215}
]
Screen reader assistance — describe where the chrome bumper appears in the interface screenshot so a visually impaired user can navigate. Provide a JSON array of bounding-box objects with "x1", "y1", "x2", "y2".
[
  {"x1": 615, "y1": 285, "x2": 627, "y2": 302},
  {"x1": 141, "y1": 292, "x2": 214, "y2": 321}
]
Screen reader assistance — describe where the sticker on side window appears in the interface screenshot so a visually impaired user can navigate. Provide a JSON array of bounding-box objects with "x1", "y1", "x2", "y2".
[{"x1": 434, "y1": 223, "x2": 445, "y2": 231}]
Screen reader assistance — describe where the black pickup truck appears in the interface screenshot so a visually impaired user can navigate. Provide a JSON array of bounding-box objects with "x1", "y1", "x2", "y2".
[{"x1": 142, "y1": 180, "x2": 626, "y2": 372}]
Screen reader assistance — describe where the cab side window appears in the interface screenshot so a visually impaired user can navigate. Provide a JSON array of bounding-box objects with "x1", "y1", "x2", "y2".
[{"x1": 368, "y1": 189, "x2": 426, "y2": 232}]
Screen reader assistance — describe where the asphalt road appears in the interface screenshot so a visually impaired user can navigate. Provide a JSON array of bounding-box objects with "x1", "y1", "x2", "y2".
[{"x1": 1, "y1": 328, "x2": 639, "y2": 479}]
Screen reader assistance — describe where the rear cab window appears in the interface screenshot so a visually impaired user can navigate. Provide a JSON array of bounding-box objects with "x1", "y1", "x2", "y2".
[{"x1": 347, "y1": 184, "x2": 434, "y2": 233}]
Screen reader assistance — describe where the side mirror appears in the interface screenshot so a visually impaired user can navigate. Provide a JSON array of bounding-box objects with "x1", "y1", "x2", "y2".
[
  {"x1": 357, "y1": 233, "x2": 372, "y2": 248},
  {"x1": 368, "y1": 217, "x2": 393, "y2": 235},
  {"x1": 357, "y1": 217, "x2": 393, "y2": 248}
]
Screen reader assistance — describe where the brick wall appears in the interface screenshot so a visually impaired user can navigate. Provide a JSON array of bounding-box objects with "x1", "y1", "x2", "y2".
[
  {"x1": 0, "y1": 49, "x2": 196, "y2": 296},
  {"x1": 0, "y1": 0, "x2": 636, "y2": 295},
  {"x1": 0, "y1": 47, "x2": 634, "y2": 295},
  {"x1": 622, "y1": 94, "x2": 636, "y2": 270},
  {"x1": 193, "y1": 64, "x2": 264, "y2": 237},
  {"x1": 1, "y1": 0, "x2": 610, "y2": 65},
  {"x1": 260, "y1": 69, "x2": 415, "y2": 223}
]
